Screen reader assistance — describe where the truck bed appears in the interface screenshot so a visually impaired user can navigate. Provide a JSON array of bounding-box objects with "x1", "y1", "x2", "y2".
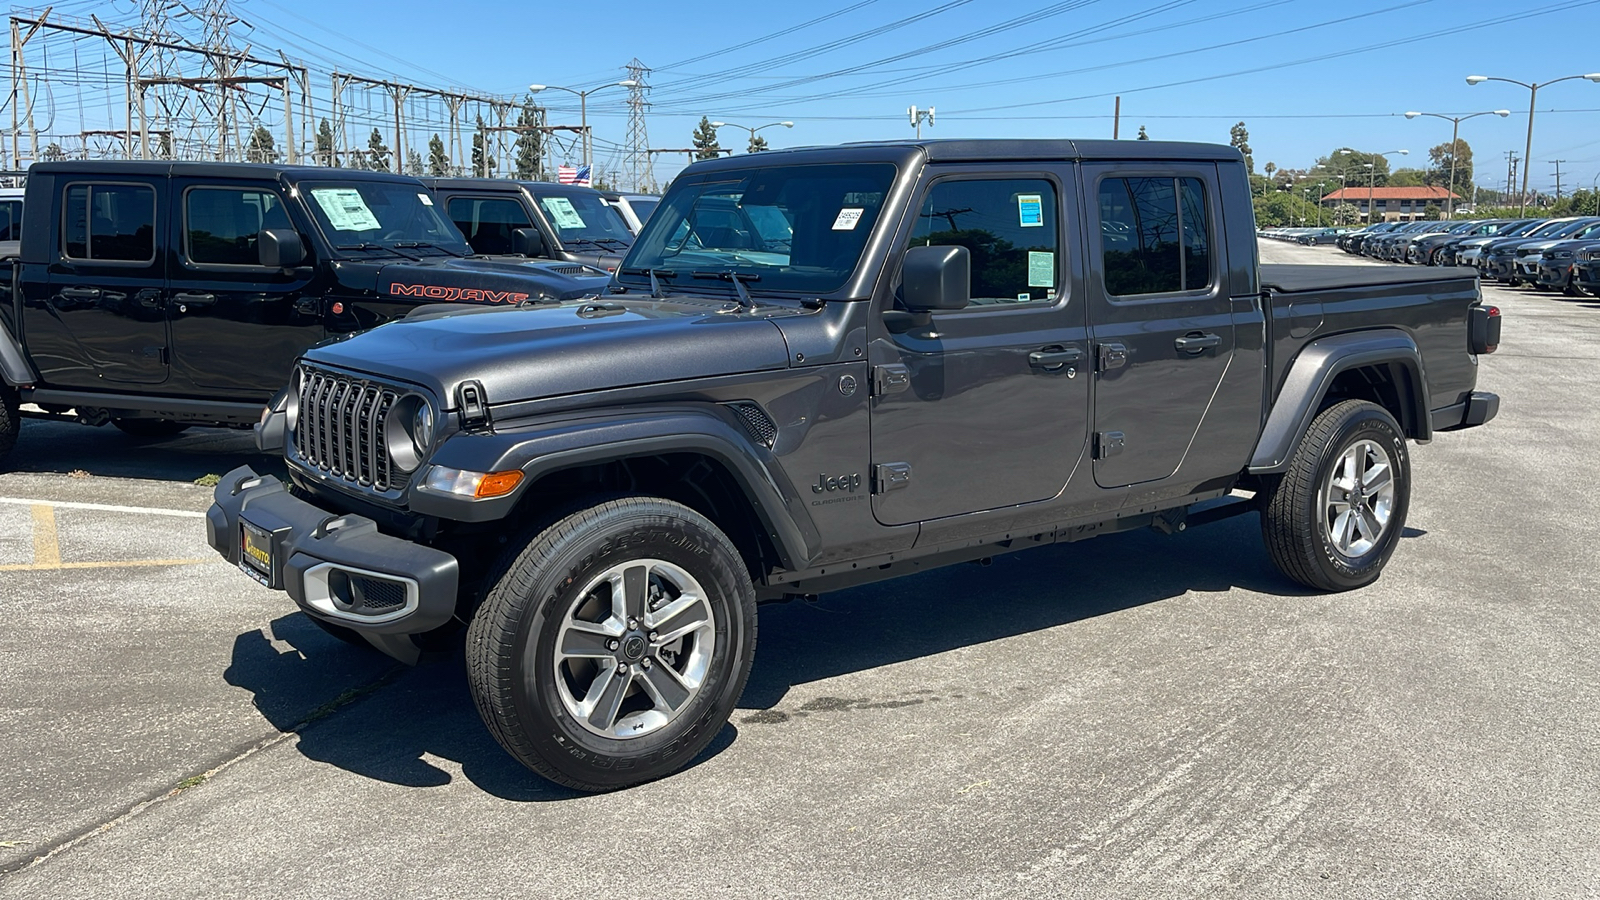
[{"x1": 1261, "y1": 263, "x2": 1479, "y2": 293}]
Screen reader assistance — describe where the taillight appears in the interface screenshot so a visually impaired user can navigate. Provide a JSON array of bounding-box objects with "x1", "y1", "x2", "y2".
[{"x1": 1469, "y1": 304, "x2": 1501, "y2": 355}]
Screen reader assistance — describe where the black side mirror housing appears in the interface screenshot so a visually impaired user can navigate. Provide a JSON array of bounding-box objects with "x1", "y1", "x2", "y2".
[
  {"x1": 901, "y1": 244, "x2": 970, "y2": 312},
  {"x1": 258, "y1": 229, "x2": 306, "y2": 269},
  {"x1": 512, "y1": 227, "x2": 548, "y2": 258}
]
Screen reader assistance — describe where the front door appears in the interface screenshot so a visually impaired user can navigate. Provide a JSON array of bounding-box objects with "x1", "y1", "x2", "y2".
[
  {"x1": 166, "y1": 180, "x2": 322, "y2": 397},
  {"x1": 870, "y1": 167, "x2": 1090, "y2": 526},
  {"x1": 1084, "y1": 165, "x2": 1236, "y2": 487},
  {"x1": 42, "y1": 179, "x2": 168, "y2": 386}
]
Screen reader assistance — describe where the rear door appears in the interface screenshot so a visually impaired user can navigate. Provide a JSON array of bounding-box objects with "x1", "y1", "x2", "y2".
[
  {"x1": 1084, "y1": 165, "x2": 1235, "y2": 487},
  {"x1": 869, "y1": 165, "x2": 1091, "y2": 525},
  {"x1": 41, "y1": 178, "x2": 168, "y2": 386},
  {"x1": 166, "y1": 178, "x2": 321, "y2": 397}
]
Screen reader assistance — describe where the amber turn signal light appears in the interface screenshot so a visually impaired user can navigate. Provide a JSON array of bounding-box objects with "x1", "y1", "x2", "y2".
[{"x1": 475, "y1": 470, "x2": 524, "y2": 498}]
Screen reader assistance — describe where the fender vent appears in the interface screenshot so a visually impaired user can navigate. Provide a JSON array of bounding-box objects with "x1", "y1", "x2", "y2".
[{"x1": 725, "y1": 402, "x2": 777, "y2": 448}]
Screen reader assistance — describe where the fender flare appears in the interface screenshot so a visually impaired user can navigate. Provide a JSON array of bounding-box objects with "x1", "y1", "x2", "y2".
[
  {"x1": 0, "y1": 318, "x2": 37, "y2": 387},
  {"x1": 407, "y1": 404, "x2": 818, "y2": 569},
  {"x1": 1248, "y1": 328, "x2": 1429, "y2": 474}
]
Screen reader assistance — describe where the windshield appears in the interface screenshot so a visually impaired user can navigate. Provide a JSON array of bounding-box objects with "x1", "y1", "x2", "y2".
[
  {"x1": 1551, "y1": 218, "x2": 1599, "y2": 237},
  {"x1": 622, "y1": 163, "x2": 897, "y2": 294},
  {"x1": 530, "y1": 189, "x2": 634, "y2": 248},
  {"x1": 300, "y1": 180, "x2": 469, "y2": 255},
  {"x1": 628, "y1": 197, "x2": 659, "y2": 223}
]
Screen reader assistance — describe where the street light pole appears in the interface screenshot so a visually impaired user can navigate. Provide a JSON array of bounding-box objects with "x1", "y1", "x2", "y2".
[
  {"x1": 1467, "y1": 73, "x2": 1600, "y2": 215},
  {"x1": 1403, "y1": 109, "x2": 1511, "y2": 218},
  {"x1": 708, "y1": 120, "x2": 794, "y2": 153},
  {"x1": 528, "y1": 80, "x2": 638, "y2": 172}
]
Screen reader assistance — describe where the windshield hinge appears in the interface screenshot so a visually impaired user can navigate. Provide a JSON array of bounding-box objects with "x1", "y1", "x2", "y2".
[{"x1": 456, "y1": 380, "x2": 491, "y2": 432}]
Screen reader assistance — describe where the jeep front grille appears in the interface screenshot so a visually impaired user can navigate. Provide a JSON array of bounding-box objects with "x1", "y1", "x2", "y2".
[{"x1": 294, "y1": 366, "x2": 400, "y2": 491}]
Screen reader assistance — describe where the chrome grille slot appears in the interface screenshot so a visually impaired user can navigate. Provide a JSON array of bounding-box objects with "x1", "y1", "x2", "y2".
[{"x1": 294, "y1": 365, "x2": 404, "y2": 492}]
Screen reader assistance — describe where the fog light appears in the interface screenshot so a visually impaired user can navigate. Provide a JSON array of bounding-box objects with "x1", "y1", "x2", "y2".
[{"x1": 421, "y1": 466, "x2": 524, "y2": 498}]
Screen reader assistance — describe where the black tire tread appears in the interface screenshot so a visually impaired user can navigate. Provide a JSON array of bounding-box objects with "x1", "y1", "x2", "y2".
[
  {"x1": 1261, "y1": 399, "x2": 1403, "y2": 591},
  {"x1": 0, "y1": 384, "x2": 17, "y2": 463},
  {"x1": 465, "y1": 496, "x2": 754, "y2": 791}
]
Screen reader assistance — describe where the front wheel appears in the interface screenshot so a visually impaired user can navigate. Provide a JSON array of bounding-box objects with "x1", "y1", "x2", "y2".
[
  {"x1": 0, "y1": 384, "x2": 19, "y2": 467},
  {"x1": 1260, "y1": 400, "x2": 1411, "y2": 592},
  {"x1": 466, "y1": 496, "x2": 756, "y2": 791}
]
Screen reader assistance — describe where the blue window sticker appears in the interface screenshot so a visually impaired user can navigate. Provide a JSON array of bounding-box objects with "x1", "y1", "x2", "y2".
[{"x1": 1018, "y1": 193, "x2": 1044, "y2": 227}]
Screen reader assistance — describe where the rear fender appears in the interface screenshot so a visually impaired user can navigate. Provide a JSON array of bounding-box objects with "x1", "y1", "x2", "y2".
[
  {"x1": 1249, "y1": 329, "x2": 1429, "y2": 474},
  {"x1": 0, "y1": 318, "x2": 36, "y2": 386},
  {"x1": 408, "y1": 404, "x2": 817, "y2": 568}
]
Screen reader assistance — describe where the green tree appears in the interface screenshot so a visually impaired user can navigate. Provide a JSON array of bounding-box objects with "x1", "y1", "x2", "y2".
[
  {"x1": 513, "y1": 95, "x2": 543, "y2": 179},
  {"x1": 406, "y1": 149, "x2": 423, "y2": 176},
  {"x1": 1422, "y1": 203, "x2": 1442, "y2": 220},
  {"x1": 157, "y1": 132, "x2": 173, "y2": 159},
  {"x1": 691, "y1": 117, "x2": 722, "y2": 161},
  {"x1": 246, "y1": 126, "x2": 277, "y2": 164},
  {"x1": 472, "y1": 116, "x2": 495, "y2": 176},
  {"x1": 315, "y1": 118, "x2": 337, "y2": 167},
  {"x1": 1264, "y1": 161, "x2": 1276, "y2": 180},
  {"x1": 365, "y1": 128, "x2": 391, "y2": 172},
  {"x1": 1426, "y1": 139, "x2": 1473, "y2": 197},
  {"x1": 1330, "y1": 202, "x2": 1360, "y2": 225},
  {"x1": 1252, "y1": 190, "x2": 1299, "y2": 227},
  {"x1": 428, "y1": 133, "x2": 450, "y2": 176},
  {"x1": 1136, "y1": 125, "x2": 1149, "y2": 140},
  {"x1": 1229, "y1": 121, "x2": 1253, "y2": 174},
  {"x1": 748, "y1": 133, "x2": 769, "y2": 153},
  {"x1": 1388, "y1": 168, "x2": 1428, "y2": 187},
  {"x1": 1318, "y1": 148, "x2": 1392, "y2": 188},
  {"x1": 41, "y1": 142, "x2": 65, "y2": 161}
]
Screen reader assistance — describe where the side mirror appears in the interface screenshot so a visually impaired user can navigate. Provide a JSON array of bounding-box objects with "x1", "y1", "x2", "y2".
[
  {"x1": 258, "y1": 229, "x2": 306, "y2": 268},
  {"x1": 901, "y1": 244, "x2": 970, "y2": 312},
  {"x1": 512, "y1": 227, "x2": 548, "y2": 258}
]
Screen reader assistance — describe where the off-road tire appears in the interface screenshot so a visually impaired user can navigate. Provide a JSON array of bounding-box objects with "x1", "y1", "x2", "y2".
[
  {"x1": 112, "y1": 418, "x2": 190, "y2": 439},
  {"x1": 466, "y1": 496, "x2": 756, "y2": 791},
  {"x1": 1261, "y1": 399, "x2": 1411, "y2": 592},
  {"x1": 0, "y1": 384, "x2": 19, "y2": 466}
]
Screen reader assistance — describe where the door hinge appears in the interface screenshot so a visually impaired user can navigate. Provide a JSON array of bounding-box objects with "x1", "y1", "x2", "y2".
[
  {"x1": 873, "y1": 461, "x2": 912, "y2": 493},
  {"x1": 1097, "y1": 343, "x2": 1128, "y2": 373},
  {"x1": 872, "y1": 364, "x2": 910, "y2": 397},
  {"x1": 456, "y1": 380, "x2": 491, "y2": 432},
  {"x1": 1095, "y1": 431, "x2": 1125, "y2": 459}
]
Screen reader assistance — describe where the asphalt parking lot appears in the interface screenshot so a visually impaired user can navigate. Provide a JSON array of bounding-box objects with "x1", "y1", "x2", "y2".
[{"x1": 2, "y1": 241, "x2": 1597, "y2": 898}]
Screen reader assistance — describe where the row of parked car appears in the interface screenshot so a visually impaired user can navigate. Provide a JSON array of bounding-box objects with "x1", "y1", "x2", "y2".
[
  {"x1": 1257, "y1": 226, "x2": 1359, "y2": 246},
  {"x1": 1330, "y1": 216, "x2": 1600, "y2": 297}
]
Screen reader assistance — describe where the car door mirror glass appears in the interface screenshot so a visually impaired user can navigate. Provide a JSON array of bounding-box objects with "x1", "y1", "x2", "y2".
[{"x1": 258, "y1": 228, "x2": 305, "y2": 268}]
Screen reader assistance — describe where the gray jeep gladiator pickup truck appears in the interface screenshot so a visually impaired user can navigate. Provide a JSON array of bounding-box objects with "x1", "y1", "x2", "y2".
[{"x1": 205, "y1": 139, "x2": 1501, "y2": 790}]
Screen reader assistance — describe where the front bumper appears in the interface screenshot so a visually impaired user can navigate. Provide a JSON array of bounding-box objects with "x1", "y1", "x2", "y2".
[
  {"x1": 206, "y1": 466, "x2": 460, "y2": 663},
  {"x1": 1485, "y1": 257, "x2": 1517, "y2": 279},
  {"x1": 1534, "y1": 261, "x2": 1574, "y2": 288}
]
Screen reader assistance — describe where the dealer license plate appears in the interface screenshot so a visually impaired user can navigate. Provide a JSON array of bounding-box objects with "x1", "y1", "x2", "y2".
[{"x1": 239, "y1": 519, "x2": 274, "y2": 585}]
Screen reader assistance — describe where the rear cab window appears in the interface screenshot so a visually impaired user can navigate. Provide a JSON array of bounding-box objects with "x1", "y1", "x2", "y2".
[
  {"x1": 1098, "y1": 176, "x2": 1212, "y2": 297},
  {"x1": 63, "y1": 182, "x2": 157, "y2": 263}
]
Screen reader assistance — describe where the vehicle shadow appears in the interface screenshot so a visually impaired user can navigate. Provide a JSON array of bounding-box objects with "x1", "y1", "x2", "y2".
[
  {"x1": 221, "y1": 511, "x2": 1330, "y2": 800},
  {"x1": 7, "y1": 417, "x2": 283, "y2": 482}
]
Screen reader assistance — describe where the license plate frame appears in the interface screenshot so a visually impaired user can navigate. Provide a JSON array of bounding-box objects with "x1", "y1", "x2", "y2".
[{"x1": 239, "y1": 518, "x2": 275, "y2": 586}]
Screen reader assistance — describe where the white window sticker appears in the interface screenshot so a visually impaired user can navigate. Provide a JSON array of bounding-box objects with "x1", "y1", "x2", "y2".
[
  {"x1": 1018, "y1": 193, "x2": 1044, "y2": 227},
  {"x1": 418, "y1": 192, "x2": 434, "y2": 206},
  {"x1": 1027, "y1": 250, "x2": 1055, "y2": 287},
  {"x1": 540, "y1": 196, "x2": 587, "y2": 230},
  {"x1": 832, "y1": 207, "x2": 864, "y2": 231},
  {"x1": 310, "y1": 188, "x2": 382, "y2": 232}
]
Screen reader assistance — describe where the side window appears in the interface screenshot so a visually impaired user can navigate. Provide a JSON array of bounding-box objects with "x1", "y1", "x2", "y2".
[
  {"x1": 63, "y1": 183, "x2": 156, "y2": 262},
  {"x1": 446, "y1": 197, "x2": 531, "y2": 255},
  {"x1": 1099, "y1": 176, "x2": 1212, "y2": 297},
  {"x1": 0, "y1": 200, "x2": 21, "y2": 241},
  {"x1": 909, "y1": 177, "x2": 1058, "y2": 304},
  {"x1": 184, "y1": 186, "x2": 291, "y2": 266}
]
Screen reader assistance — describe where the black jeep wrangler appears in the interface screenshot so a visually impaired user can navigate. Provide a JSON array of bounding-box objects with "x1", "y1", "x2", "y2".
[{"x1": 206, "y1": 140, "x2": 1501, "y2": 790}]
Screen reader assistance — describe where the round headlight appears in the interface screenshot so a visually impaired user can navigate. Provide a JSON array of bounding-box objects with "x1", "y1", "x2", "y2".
[{"x1": 384, "y1": 394, "x2": 433, "y2": 473}]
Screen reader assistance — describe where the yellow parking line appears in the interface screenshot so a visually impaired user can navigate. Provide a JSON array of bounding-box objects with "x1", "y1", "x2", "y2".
[
  {"x1": 31, "y1": 504, "x2": 60, "y2": 568},
  {"x1": 0, "y1": 558, "x2": 212, "y2": 572}
]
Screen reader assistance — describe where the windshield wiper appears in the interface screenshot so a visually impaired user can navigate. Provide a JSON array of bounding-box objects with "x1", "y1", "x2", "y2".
[
  {"x1": 393, "y1": 241, "x2": 467, "y2": 258},
  {"x1": 692, "y1": 270, "x2": 758, "y2": 310},
  {"x1": 587, "y1": 237, "x2": 631, "y2": 249},
  {"x1": 621, "y1": 266, "x2": 677, "y2": 298}
]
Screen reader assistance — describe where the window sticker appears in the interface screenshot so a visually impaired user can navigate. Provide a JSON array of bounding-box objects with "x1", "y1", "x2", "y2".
[
  {"x1": 540, "y1": 196, "x2": 587, "y2": 230},
  {"x1": 310, "y1": 188, "x2": 381, "y2": 231},
  {"x1": 1027, "y1": 250, "x2": 1055, "y2": 287},
  {"x1": 417, "y1": 193, "x2": 434, "y2": 206},
  {"x1": 1018, "y1": 193, "x2": 1044, "y2": 227},
  {"x1": 832, "y1": 207, "x2": 864, "y2": 231}
]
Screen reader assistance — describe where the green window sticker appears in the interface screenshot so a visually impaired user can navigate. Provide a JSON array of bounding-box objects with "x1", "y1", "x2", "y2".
[
  {"x1": 1027, "y1": 250, "x2": 1055, "y2": 287},
  {"x1": 310, "y1": 188, "x2": 381, "y2": 231},
  {"x1": 540, "y1": 196, "x2": 587, "y2": 231}
]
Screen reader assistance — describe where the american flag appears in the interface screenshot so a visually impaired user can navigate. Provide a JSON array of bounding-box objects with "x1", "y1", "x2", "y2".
[{"x1": 557, "y1": 164, "x2": 592, "y2": 187}]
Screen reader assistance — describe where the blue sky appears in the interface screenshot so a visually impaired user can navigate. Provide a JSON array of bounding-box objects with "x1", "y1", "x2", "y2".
[{"x1": 58, "y1": 0, "x2": 1600, "y2": 191}]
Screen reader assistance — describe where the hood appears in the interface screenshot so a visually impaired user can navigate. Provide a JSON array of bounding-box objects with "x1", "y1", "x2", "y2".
[
  {"x1": 369, "y1": 256, "x2": 611, "y2": 305},
  {"x1": 303, "y1": 294, "x2": 796, "y2": 408}
]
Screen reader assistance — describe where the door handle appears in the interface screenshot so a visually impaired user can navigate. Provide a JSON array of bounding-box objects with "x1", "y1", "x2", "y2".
[
  {"x1": 1028, "y1": 347, "x2": 1085, "y2": 370},
  {"x1": 1174, "y1": 332, "x2": 1221, "y2": 353},
  {"x1": 58, "y1": 287, "x2": 102, "y2": 300},
  {"x1": 172, "y1": 292, "x2": 217, "y2": 307}
]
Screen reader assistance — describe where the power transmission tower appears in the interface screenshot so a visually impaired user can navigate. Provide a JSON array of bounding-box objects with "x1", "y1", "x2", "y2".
[
  {"x1": 624, "y1": 59, "x2": 654, "y2": 192},
  {"x1": 1504, "y1": 151, "x2": 1518, "y2": 200}
]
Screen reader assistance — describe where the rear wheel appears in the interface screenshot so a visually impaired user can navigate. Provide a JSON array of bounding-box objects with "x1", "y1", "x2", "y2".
[
  {"x1": 1260, "y1": 400, "x2": 1411, "y2": 592},
  {"x1": 466, "y1": 496, "x2": 756, "y2": 791},
  {"x1": 112, "y1": 418, "x2": 191, "y2": 439},
  {"x1": 0, "y1": 384, "x2": 19, "y2": 467}
]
